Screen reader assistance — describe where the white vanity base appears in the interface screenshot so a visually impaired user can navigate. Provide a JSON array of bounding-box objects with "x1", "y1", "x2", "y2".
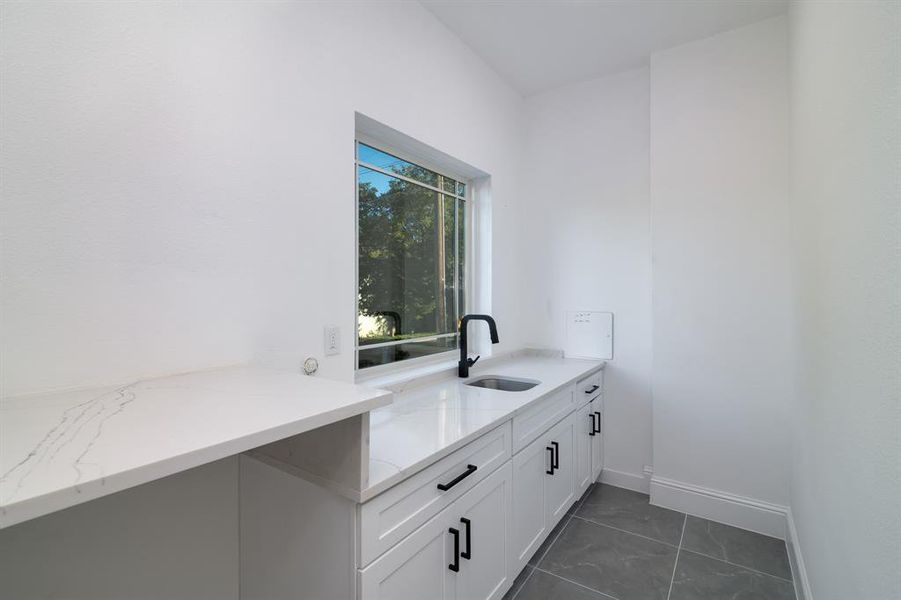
[{"x1": 241, "y1": 356, "x2": 605, "y2": 600}]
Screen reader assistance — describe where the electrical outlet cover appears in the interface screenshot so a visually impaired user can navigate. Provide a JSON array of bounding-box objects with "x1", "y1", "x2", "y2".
[{"x1": 324, "y1": 325, "x2": 340, "y2": 356}]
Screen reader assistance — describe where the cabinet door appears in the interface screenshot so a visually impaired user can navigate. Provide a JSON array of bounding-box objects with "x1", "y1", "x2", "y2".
[
  {"x1": 510, "y1": 434, "x2": 548, "y2": 572},
  {"x1": 544, "y1": 415, "x2": 576, "y2": 525},
  {"x1": 359, "y1": 507, "x2": 456, "y2": 600},
  {"x1": 574, "y1": 403, "x2": 593, "y2": 496},
  {"x1": 590, "y1": 399, "x2": 604, "y2": 482},
  {"x1": 454, "y1": 463, "x2": 512, "y2": 600}
]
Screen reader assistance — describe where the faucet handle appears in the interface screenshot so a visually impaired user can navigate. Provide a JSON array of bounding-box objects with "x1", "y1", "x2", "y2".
[{"x1": 467, "y1": 355, "x2": 480, "y2": 367}]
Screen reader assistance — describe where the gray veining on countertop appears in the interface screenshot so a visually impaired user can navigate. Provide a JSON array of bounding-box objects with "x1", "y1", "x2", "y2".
[{"x1": 0, "y1": 367, "x2": 392, "y2": 528}]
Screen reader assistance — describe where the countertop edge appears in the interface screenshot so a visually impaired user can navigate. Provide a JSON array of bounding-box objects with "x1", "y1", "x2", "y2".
[
  {"x1": 247, "y1": 361, "x2": 604, "y2": 504},
  {"x1": 0, "y1": 387, "x2": 392, "y2": 529}
]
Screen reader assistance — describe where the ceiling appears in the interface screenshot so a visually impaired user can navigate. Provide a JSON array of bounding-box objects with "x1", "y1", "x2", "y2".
[{"x1": 420, "y1": 0, "x2": 788, "y2": 96}]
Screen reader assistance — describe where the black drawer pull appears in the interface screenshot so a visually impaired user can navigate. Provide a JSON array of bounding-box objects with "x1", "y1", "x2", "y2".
[
  {"x1": 437, "y1": 465, "x2": 477, "y2": 491},
  {"x1": 448, "y1": 527, "x2": 460, "y2": 572},
  {"x1": 551, "y1": 441, "x2": 559, "y2": 469},
  {"x1": 546, "y1": 446, "x2": 555, "y2": 475},
  {"x1": 460, "y1": 518, "x2": 472, "y2": 560},
  {"x1": 589, "y1": 413, "x2": 597, "y2": 436},
  {"x1": 585, "y1": 385, "x2": 600, "y2": 394},
  {"x1": 594, "y1": 411, "x2": 602, "y2": 434}
]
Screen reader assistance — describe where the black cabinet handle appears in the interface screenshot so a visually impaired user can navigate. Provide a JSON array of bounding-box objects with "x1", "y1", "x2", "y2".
[
  {"x1": 448, "y1": 527, "x2": 460, "y2": 572},
  {"x1": 460, "y1": 518, "x2": 472, "y2": 560},
  {"x1": 594, "y1": 411, "x2": 602, "y2": 434},
  {"x1": 551, "y1": 441, "x2": 559, "y2": 469},
  {"x1": 546, "y1": 446, "x2": 555, "y2": 475},
  {"x1": 437, "y1": 465, "x2": 477, "y2": 491},
  {"x1": 585, "y1": 385, "x2": 600, "y2": 394},
  {"x1": 589, "y1": 413, "x2": 597, "y2": 436}
]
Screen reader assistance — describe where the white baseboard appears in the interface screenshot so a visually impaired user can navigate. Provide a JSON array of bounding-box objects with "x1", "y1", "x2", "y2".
[
  {"x1": 785, "y1": 509, "x2": 813, "y2": 600},
  {"x1": 600, "y1": 468, "x2": 650, "y2": 494},
  {"x1": 649, "y1": 476, "x2": 788, "y2": 540}
]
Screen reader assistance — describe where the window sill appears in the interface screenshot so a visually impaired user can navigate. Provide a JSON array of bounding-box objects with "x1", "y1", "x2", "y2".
[
  {"x1": 355, "y1": 346, "x2": 521, "y2": 392},
  {"x1": 355, "y1": 356, "x2": 459, "y2": 392}
]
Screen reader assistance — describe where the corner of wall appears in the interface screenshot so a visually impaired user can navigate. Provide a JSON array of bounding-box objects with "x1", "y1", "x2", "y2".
[{"x1": 785, "y1": 508, "x2": 813, "y2": 600}]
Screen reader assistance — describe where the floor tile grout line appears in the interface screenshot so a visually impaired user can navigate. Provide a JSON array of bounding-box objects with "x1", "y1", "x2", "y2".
[
  {"x1": 522, "y1": 483, "x2": 795, "y2": 599},
  {"x1": 576, "y1": 482, "x2": 595, "y2": 511},
  {"x1": 509, "y1": 566, "x2": 537, "y2": 600},
  {"x1": 677, "y1": 547, "x2": 796, "y2": 583},
  {"x1": 569, "y1": 514, "x2": 682, "y2": 549},
  {"x1": 518, "y1": 483, "x2": 595, "y2": 594},
  {"x1": 532, "y1": 566, "x2": 622, "y2": 600},
  {"x1": 665, "y1": 514, "x2": 687, "y2": 600},
  {"x1": 532, "y1": 514, "x2": 573, "y2": 566},
  {"x1": 677, "y1": 513, "x2": 687, "y2": 550},
  {"x1": 530, "y1": 481, "x2": 594, "y2": 568}
]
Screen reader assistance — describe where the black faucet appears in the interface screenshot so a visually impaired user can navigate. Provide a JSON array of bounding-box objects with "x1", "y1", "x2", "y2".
[{"x1": 458, "y1": 314, "x2": 499, "y2": 378}]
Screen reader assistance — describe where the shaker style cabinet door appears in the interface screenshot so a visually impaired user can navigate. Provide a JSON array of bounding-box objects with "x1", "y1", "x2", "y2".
[
  {"x1": 510, "y1": 434, "x2": 548, "y2": 572},
  {"x1": 574, "y1": 402, "x2": 594, "y2": 496},
  {"x1": 453, "y1": 463, "x2": 512, "y2": 600},
  {"x1": 589, "y1": 398, "x2": 604, "y2": 482},
  {"x1": 359, "y1": 502, "x2": 457, "y2": 600},
  {"x1": 544, "y1": 415, "x2": 576, "y2": 525}
]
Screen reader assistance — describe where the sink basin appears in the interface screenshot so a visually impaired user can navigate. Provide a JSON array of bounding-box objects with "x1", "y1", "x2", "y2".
[{"x1": 465, "y1": 377, "x2": 540, "y2": 392}]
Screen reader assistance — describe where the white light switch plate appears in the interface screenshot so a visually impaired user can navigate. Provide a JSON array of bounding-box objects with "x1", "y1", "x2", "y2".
[{"x1": 324, "y1": 325, "x2": 340, "y2": 356}]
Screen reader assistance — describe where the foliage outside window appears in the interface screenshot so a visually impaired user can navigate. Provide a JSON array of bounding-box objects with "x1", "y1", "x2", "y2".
[{"x1": 356, "y1": 142, "x2": 467, "y2": 370}]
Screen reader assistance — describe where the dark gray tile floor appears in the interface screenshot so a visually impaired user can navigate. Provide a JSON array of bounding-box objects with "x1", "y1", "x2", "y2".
[{"x1": 504, "y1": 483, "x2": 797, "y2": 600}]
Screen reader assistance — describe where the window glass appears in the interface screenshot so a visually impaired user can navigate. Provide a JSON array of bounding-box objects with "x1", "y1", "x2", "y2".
[
  {"x1": 357, "y1": 143, "x2": 467, "y2": 370},
  {"x1": 357, "y1": 142, "x2": 464, "y2": 197}
]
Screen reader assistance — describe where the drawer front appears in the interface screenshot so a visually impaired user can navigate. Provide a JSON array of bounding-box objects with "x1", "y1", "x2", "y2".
[
  {"x1": 359, "y1": 422, "x2": 512, "y2": 567},
  {"x1": 511, "y1": 386, "x2": 574, "y2": 454},
  {"x1": 577, "y1": 370, "x2": 603, "y2": 402}
]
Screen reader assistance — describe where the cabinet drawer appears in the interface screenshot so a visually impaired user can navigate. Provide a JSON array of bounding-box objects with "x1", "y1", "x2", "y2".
[
  {"x1": 576, "y1": 370, "x2": 603, "y2": 402},
  {"x1": 358, "y1": 422, "x2": 512, "y2": 567},
  {"x1": 511, "y1": 386, "x2": 574, "y2": 453}
]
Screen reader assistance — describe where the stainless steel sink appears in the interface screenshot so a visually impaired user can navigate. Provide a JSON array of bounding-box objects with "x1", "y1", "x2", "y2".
[{"x1": 465, "y1": 377, "x2": 540, "y2": 392}]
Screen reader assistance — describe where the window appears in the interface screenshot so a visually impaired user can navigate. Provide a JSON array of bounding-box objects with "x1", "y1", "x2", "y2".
[{"x1": 356, "y1": 141, "x2": 467, "y2": 370}]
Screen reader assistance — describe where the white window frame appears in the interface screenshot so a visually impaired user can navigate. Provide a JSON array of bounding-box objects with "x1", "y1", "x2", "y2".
[{"x1": 354, "y1": 135, "x2": 474, "y2": 377}]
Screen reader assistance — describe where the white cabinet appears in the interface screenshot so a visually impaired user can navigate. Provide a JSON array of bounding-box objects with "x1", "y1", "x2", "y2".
[
  {"x1": 243, "y1": 369, "x2": 606, "y2": 600},
  {"x1": 574, "y1": 401, "x2": 594, "y2": 496},
  {"x1": 589, "y1": 397, "x2": 604, "y2": 483},
  {"x1": 575, "y1": 396, "x2": 604, "y2": 495},
  {"x1": 360, "y1": 462, "x2": 512, "y2": 600},
  {"x1": 453, "y1": 463, "x2": 511, "y2": 600},
  {"x1": 511, "y1": 434, "x2": 549, "y2": 568},
  {"x1": 544, "y1": 415, "x2": 576, "y2": 525},
  {"x1": 358, "y1": 422, "x2": 512, "y2": 566},
  {"x1": 510, "y1": 412, "x2": 577, "y2": 573},
  {"x1": 511, "y1": 386, "x2": 574, "y2": 453},
  {"x1": 359, "y1": 516, "x2": 456, "y2": 600},
  {"x1": 575, "y1": 369, "x2": 605, "y2": 487}
]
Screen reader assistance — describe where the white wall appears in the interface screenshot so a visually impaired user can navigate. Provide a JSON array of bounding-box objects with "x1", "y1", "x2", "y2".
[
  {"x1": 649, "y1": 17, "x2": 794, "y2": 510},
  {"x1": 0, "y1": 1, "x2": 527, "y2": 397},
  {"x1": 788, "y1": 1, "x2": 901, "y2": 598},
  {"x1": 0, "y1": 3, "x2": 526, "y2": 597},
  {"x1": 521, "y1": 68, "x2": 653, "y2": 491}
]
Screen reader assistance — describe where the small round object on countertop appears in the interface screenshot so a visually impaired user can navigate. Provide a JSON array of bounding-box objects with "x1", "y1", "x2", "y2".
[{"x1": 302, "y1": 357, "x2": 319, "y2": 376}]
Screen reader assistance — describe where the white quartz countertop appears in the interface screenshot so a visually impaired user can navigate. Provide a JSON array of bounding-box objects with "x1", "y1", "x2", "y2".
[
  {"x1": 0, "y1": 367, "x2": 392, "y2": 529},
  {"x1": 365, "y1": 355, "x2": 604, "y2": 499}
]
